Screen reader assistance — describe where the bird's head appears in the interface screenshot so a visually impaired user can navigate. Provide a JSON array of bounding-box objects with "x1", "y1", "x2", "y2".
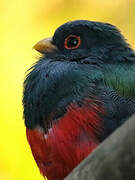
[{"x1": 34, "y1": 20, "x2": 133, "y2": 63}]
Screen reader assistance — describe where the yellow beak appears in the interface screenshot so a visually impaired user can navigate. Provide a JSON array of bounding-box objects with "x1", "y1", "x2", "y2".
[{"x1": 33, "y1": 37, "x2": 57, "y2": 53}]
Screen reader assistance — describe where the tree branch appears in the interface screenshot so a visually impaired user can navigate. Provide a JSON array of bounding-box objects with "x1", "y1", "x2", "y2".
[{"x1": 64, "y1": 114, "x2": 135, "y2": 180}]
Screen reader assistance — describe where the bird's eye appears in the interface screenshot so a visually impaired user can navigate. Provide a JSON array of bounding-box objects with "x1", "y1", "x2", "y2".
[{"x1": 64, "y1": 35, "x2": 81, "y2": 49}]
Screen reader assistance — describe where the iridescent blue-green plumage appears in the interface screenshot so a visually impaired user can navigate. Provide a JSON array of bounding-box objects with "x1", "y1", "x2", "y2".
[{"x1": 103, "y1": 63, "x2": 135, "y2": 97}]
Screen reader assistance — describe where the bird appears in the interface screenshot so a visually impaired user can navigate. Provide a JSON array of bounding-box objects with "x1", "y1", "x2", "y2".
[{"x1": 23, "y1": 20, "x2": 135, "y2": 180}]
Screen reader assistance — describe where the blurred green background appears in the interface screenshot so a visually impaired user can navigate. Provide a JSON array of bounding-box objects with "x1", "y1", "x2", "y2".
[{"x1": 0, "y1": 0, "x2": 135, "y2": 179}]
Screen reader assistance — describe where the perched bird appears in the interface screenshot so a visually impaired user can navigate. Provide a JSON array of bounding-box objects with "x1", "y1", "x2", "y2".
[{"x1": 23, "y1": 20, "x2": 135, "y2": 180}]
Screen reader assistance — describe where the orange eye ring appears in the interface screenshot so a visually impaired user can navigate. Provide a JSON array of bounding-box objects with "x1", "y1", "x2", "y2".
[{"x1": 64, "y1": 35, "x2": 81, "y2": 49}]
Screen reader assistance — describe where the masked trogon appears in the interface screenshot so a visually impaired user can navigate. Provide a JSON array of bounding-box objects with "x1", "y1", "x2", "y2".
[{"x1": 23, "y1": 20, "x2": 135, "y2": 180}]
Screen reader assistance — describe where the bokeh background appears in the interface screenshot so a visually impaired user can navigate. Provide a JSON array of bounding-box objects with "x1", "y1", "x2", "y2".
[{"x1": 1, "y1": 0, "x2": 135, "y2": 179}]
